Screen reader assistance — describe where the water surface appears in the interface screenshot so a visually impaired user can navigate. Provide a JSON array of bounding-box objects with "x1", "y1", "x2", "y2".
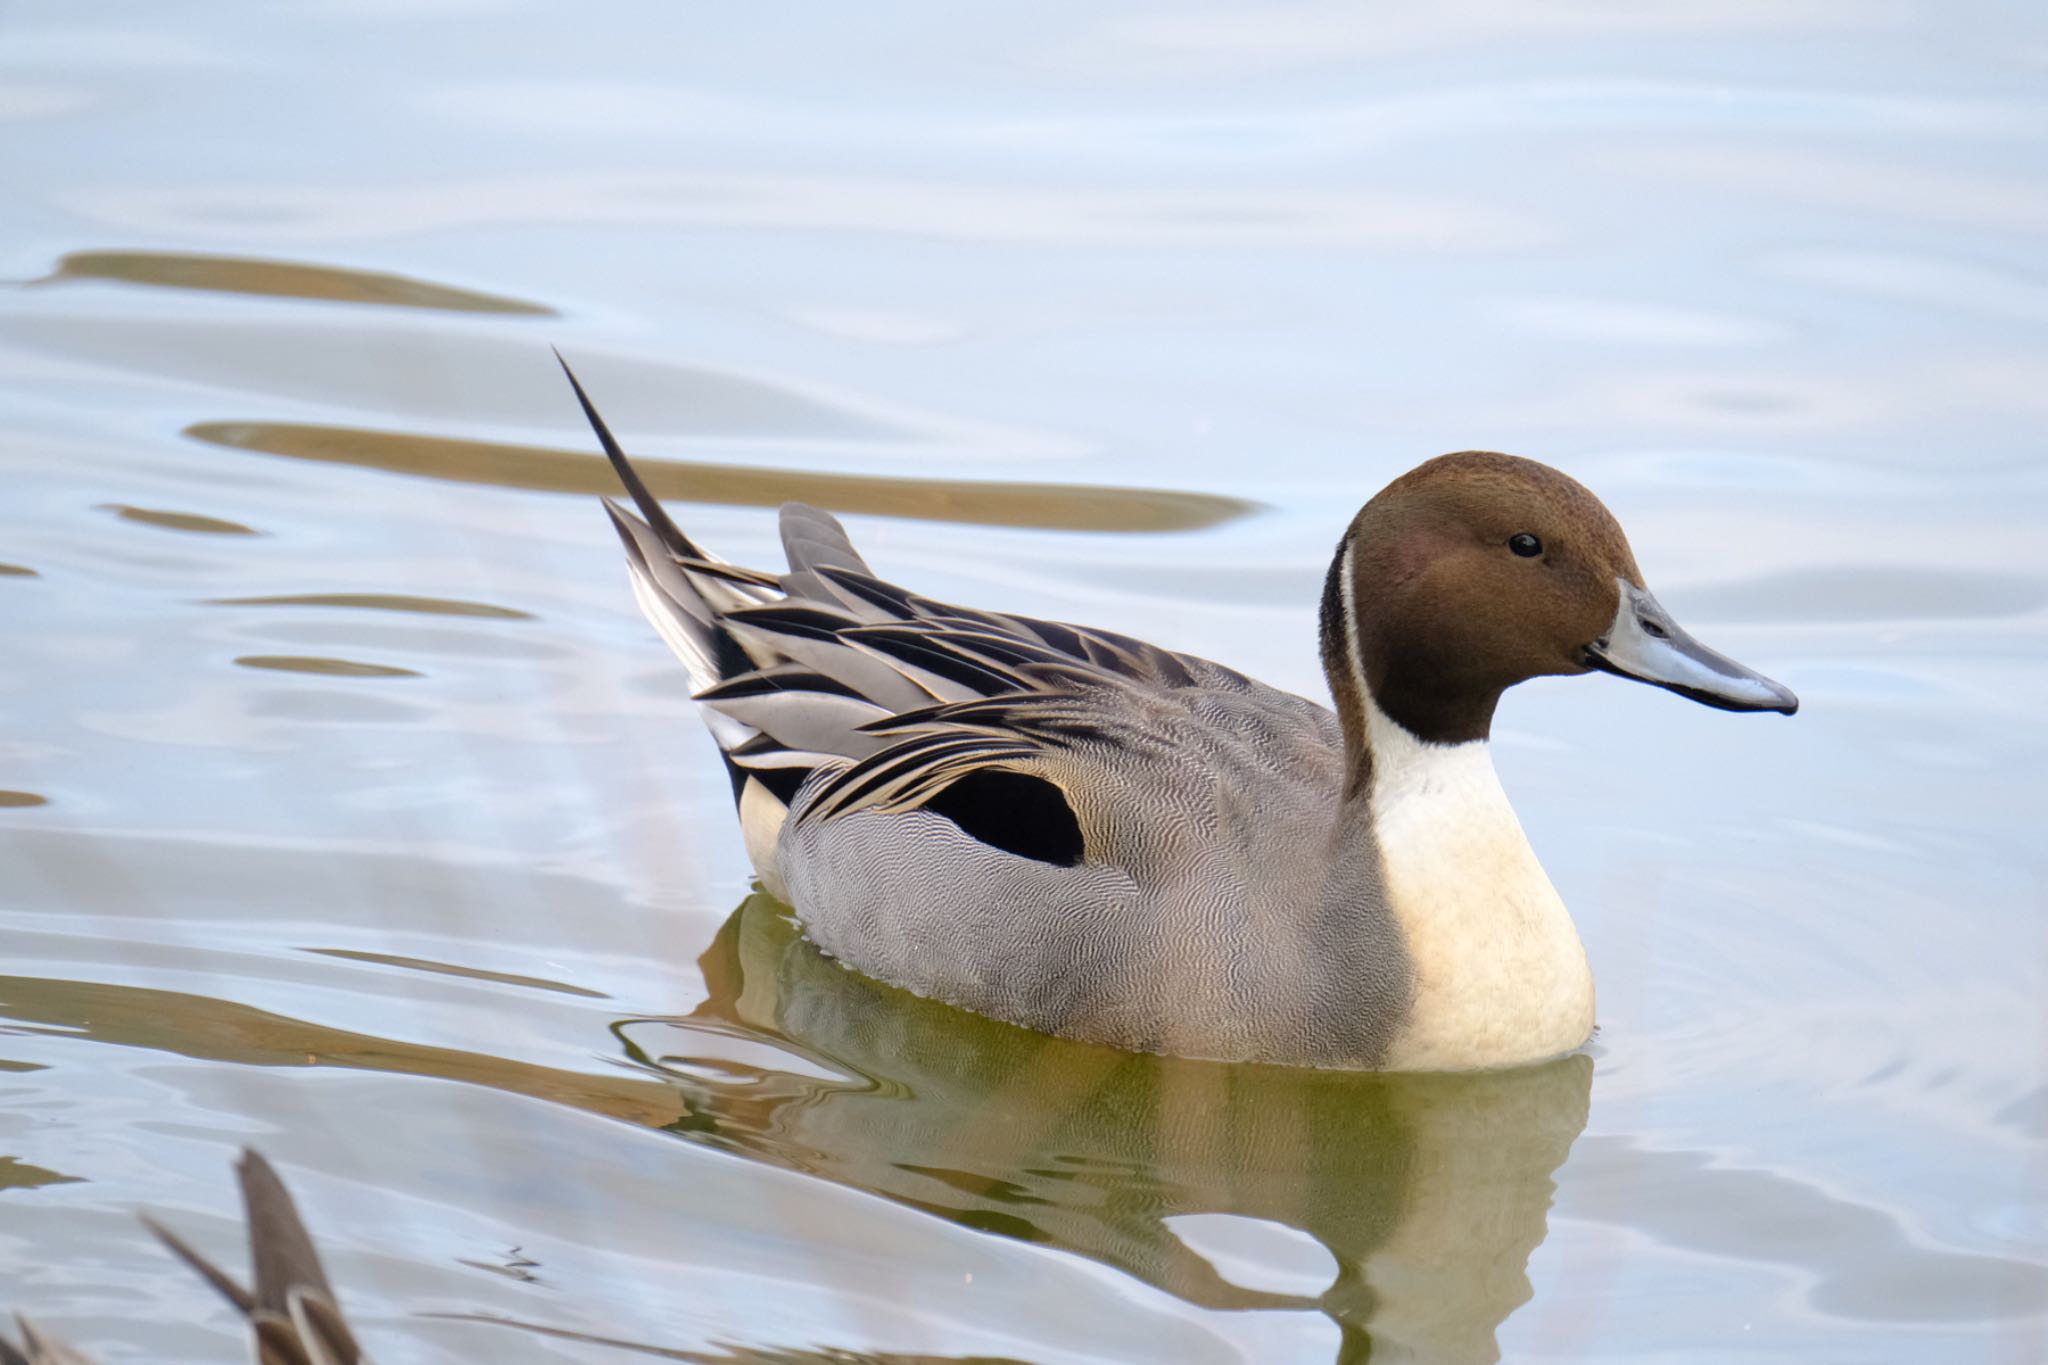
[{"x1": 2, "y1": 1, "x2": 2045, "y2": 1361}]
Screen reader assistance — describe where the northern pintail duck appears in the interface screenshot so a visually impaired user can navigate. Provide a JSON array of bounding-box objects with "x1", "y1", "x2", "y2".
[{"x1": 564, "y1": 358, "x2": 1797, "y2": 1071}]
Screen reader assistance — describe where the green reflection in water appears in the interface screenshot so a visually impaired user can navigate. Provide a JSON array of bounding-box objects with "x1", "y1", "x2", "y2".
[
  {"x1": 185, "y1": 421, "x2": 1256, "y2": 534},
  {"x1": 634, "y1": 895, "x2": 1592, "y2": 1363},
  {"x1": 0, "y1": 908, "x2": 1584, "y2": 1363},
  {"x1": 38, "y1": 250, "x2": 554, "y2": 316},
  {"x1": 5, "y1": 883, "x2": 2045, "y2": 1358}
]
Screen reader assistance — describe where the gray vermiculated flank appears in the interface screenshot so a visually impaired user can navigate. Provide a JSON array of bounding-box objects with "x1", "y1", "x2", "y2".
[
  {"x1": 780, "y1": 675, "x2": 1413, "y2": 1067},
  {"x1": 775, "y1": 511, "x2": 1412, "y2": 1067}
]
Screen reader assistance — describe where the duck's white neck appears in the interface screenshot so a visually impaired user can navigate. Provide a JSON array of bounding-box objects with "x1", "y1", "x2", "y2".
[{"x1": 1361, "y1": 699, "x2": 1595, "y2": 1071}]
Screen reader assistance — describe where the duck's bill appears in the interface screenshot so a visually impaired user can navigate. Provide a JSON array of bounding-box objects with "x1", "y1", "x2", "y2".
[{"x1": 1584, "y1": 580, "x2": 1799, "y2": 715}]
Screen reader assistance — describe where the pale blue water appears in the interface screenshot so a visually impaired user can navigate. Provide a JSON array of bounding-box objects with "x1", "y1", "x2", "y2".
[{"x1": 2, "y1": 1, "x2": 2046, "y2": 1360}]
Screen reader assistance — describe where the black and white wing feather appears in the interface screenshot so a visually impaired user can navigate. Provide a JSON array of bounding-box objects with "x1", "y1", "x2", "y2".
[{"x1": 560, "y1": 354, "x2": 1258, "y2": 895}]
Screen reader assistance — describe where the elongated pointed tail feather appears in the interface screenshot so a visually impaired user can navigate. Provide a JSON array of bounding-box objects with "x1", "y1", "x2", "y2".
[
  {"x1": 558, "y1": 351, "x2": 1121, "y2": 896},
  {"x1": 556, "y1": 355, "x2": 774, "y2": 695},
  {"x1": 553, "y1": 348, "x2": 704, "y2": 561},
  {"x1": 604, "y1": 497, "x2": 733, "y2": 695}
]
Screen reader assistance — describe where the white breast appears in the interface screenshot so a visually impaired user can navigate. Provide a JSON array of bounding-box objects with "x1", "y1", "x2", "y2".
[{"x1": 1364, "y1": 700, "x2": 1595, "y2": 1070}]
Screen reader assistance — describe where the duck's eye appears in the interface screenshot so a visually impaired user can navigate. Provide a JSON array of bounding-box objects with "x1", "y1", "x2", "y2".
[{"x1": 1508, "y1": 532, "x2": 1543, "y2": 558}]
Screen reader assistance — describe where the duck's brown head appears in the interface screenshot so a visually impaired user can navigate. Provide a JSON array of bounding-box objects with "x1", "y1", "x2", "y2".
[{"x1": 1319, "y1": 451, "x2": 1796, "y2": 764}]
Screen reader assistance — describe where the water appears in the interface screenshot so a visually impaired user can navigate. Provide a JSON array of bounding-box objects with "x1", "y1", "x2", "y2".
[{"x1": 3, "y1": 1, "x2": 2046, "y2": 1359}]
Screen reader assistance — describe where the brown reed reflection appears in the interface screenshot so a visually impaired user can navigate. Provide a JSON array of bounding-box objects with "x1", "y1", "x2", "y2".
[
  {"x1": 232, "y1": 654, "x2": 422, "y2": 679},
  {"x1": 207, "y1": 594, "x2": 533, "y2": 620},
  {"x1": 37, "y1": 250, "x2": 554, "y2": 316},
  {"x1": 100, "y1": 504, "x2": 259, "y2": 536},
  {"x1": 183, "y1": 421, "x2": 1255, "y2": 534}
]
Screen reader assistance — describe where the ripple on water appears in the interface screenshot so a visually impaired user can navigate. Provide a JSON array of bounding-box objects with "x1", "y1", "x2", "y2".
[
  {"x1": 19, "y1": 315, "x2": 1053, "y2": 451},
  {"x1": 239, "y1": 691, "x2": 428, "y2": 725},
  {"x1": 229, "y1": 620, "x2": 562, "y2": 665},
  {"x1": 1993, "y1": 1085, "x2": 2048, "y2": 1142},
  {"x1": 1769, "y1": 246, "x2": 2048, "y2": 325},
  {"x1": 1565, "y1": 1136, "x2": 2048, "y2": 1324},
  {"x1": 1678, "y1": 565, "x2": 2048, "y2": 624}
]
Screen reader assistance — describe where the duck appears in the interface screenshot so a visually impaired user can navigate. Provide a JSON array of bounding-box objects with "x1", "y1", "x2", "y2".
[
  {"x1": 561, "y1": 355, "x2": 1797, "y2": 1072},
  {"x1": 3, "y1": 1149, "x2": 365, "y2": 1365}
]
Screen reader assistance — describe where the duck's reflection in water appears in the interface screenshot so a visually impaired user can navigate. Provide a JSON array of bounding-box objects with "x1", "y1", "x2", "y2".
[
  {"x1": 0, "y1": 885, "x2": 1588, "y2": 1363},
  {"x1": 627, "y1": 894, "x2": 1592, "y2": 1364}
]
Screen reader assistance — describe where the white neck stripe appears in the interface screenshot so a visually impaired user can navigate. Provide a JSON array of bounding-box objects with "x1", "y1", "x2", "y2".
[{"x1": 1338, "y1": 542, "x2": 1372, "y2": 716}]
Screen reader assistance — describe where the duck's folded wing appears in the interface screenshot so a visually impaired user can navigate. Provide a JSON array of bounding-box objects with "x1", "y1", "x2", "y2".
[
  {"x1": 783, "y1": 677, "x2": 1236, "y2": 875},
  {"x1": 560, "y1": 353, "x2": 1275, "y2": 892}
]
